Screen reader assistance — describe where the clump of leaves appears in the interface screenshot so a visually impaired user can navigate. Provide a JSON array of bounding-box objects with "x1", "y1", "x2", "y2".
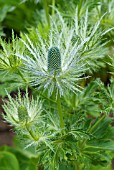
[
  {"x1": 0, "y1": 31, "x2": 26, "y2": 96},
  {"x1": 0, "y1": 145, "x2": 38, "y2": 170},
  {"x1": 2, "y1": 88, "x2": 114, "y2": 169},
  {"x1": 0, "y1": 0, "x2": 45, "y2": 37}
]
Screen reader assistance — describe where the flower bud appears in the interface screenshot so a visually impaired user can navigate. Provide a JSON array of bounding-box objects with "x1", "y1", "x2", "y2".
[{"x1": 18, "y1": 105, "x2": 28, "y2": 122}]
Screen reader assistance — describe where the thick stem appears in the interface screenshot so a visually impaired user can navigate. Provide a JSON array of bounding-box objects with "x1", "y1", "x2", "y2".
[
  {"x1": 57, "y1": 92, "x2": 64, "y2": 128},
  {"x1": 43, "y1": 0, "x2": 50, "y2": 27},
  {"x1": 52, "y1": 0, "x2": 55, "y2": 16},
  {"x1": 75, "y1": 161, "x2": 80, "y2": 170}
]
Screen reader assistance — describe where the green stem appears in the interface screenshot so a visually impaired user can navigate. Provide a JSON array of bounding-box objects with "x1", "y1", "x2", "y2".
[
  {"x1": 43, "y1": 0, "x2": 50, "y2": 27},
  {"x1": 57, "y1": 92, "x2": 64, "y2": 128},
  {"x1": 52, "y1": 0, "x2": 55, "y2": 16},
  {"x1": 75, "y1": 161, "x2": 80, "y2": 170},
  {"x1": 26, "y1": 123, "x2": 38, "y2": 141}
]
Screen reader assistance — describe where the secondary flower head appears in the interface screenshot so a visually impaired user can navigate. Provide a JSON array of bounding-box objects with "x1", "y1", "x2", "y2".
[{"x1": 3, "y1": 90, "x2": 42, "y2": 127}]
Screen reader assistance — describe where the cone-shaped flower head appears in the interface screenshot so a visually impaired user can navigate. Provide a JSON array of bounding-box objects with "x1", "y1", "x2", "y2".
[
  {"x1": 48, "y1": 47, "x2": 61, "y2": 73},
  {"x1": 3, "y1": 91, "x2": 42, "y2": 126},
  {"x1": 18, "y1": 105, "x2": 28, "y2": 122}
]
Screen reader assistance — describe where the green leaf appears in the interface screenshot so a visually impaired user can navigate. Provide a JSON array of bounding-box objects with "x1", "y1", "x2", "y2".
[
  {"x1": 59, "y1": 161, "x2": 75, "y2": 170},
  {"x1": 25, "y1": 160, "x2": 38, "y2": 170},
  {"x1": 90, "y1": 164, "x2": 112, "y2": 170},
  {"x1": 0, "y1": 151, "x2": 20, "y2": 170},
  {"x1": 0, "y1": 146, "x2": 38, "y2": 170},
  {"x1": 0, "y1": 5, "x2": 11, "y2": 22},
  {"x1": 86, "y1": 140, "x2": 114, "y2": 151},
  {"x1": 89, "y1": 117, "x2": 113, "y2": 139}
]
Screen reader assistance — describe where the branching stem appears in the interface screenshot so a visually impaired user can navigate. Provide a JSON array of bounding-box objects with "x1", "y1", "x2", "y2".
[{"x1": 26, "y1": 123, "x2": 38, "y2": 141}]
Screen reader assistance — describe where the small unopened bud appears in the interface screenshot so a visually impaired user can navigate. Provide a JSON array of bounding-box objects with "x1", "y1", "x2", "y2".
[
  {"x1": 18, "y1": 105, "x2": 28, "y2": 122},
  {"x1": 48, "y1": 47, "x2": 61, "y2": 73}
]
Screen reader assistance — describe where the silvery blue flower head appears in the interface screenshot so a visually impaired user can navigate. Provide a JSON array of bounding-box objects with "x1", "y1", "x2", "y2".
[{"x1": 16, "y1": 13, "x2": 91, "y2": 97}]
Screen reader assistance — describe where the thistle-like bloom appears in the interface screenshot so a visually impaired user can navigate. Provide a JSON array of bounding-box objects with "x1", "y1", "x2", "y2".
[
  {"x1": 3, "y1": 91, "x2": 42, "y2": 127},
  {"x1": 16, "y1": 11, "x2": 107, "y2": 97}
]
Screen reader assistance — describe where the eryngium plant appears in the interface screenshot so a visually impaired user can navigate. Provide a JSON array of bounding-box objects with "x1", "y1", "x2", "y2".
[
  {"x1": 2, "y1": 88, "x2": 114, "y2": 170},
  {"x1": 1, "y1": 10, "x2": 114, "y2": 170}
]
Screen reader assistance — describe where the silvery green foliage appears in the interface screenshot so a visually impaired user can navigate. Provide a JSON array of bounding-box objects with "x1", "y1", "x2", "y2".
[
  {"x1": 0, "y1": 33, "x2": 26, "y2": 96},
  {"x1": 0, "y1": 32, "x2": 24, "y2": 75},
  {"x1": 91, "y1": 0, "x2": 114, "y2": 28},
  {"x1": 73, "y1": 8, "x2": 114, "y2": 71}
]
